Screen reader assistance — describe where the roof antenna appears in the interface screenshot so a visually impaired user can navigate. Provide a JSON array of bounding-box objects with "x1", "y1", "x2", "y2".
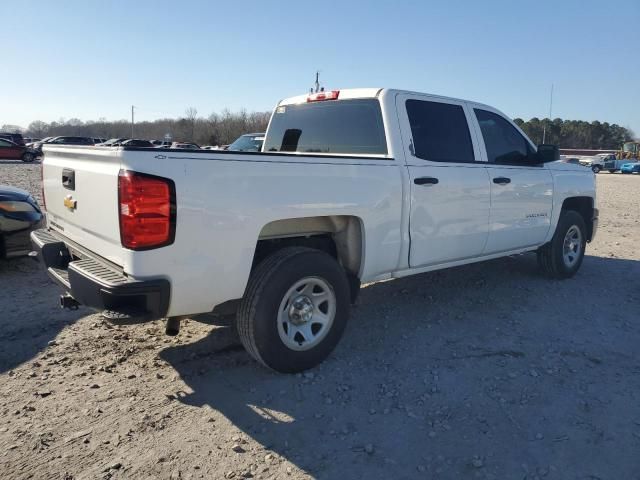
[{"x1": 314, "y1": 71, "x2": 321, "y2": 93}]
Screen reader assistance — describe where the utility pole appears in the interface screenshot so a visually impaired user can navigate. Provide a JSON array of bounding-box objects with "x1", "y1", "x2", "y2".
[
  {"x1": 542, "y1": 84, "x2": 554, "y2": 144},
  {"x1": 131, "y1": 105, "x2": 135, "y2": 138}
]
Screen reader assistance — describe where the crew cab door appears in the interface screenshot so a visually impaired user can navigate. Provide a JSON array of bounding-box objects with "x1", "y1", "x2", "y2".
[
  {"x1": 470, "y1": 107, "x2": 553, "y2": 253},
  {"x1": 397, "y1": 94, "x2": 490, "y2": 267}
]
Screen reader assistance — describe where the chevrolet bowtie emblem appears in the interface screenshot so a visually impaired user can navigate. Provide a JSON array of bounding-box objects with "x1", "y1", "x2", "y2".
[{"x1": 64, "y1": 195, "x2": 77, "y2": 211}]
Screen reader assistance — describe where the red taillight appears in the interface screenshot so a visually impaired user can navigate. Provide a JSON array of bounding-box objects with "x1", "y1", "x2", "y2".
[
  {"x1": 307, "y1": 90, "x2": 340, "y2": 102},
  {"x1": 118, "y1": 170, "x2": 175, "y2": 250}
]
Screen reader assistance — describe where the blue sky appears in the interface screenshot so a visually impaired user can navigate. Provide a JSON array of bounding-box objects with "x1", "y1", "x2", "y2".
[{"x1": 1, "y1": 0, "x2": 638, "y2": 135}]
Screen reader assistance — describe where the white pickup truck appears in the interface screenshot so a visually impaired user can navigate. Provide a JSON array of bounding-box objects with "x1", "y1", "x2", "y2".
[{"x1": 32, "y1": 88, "x2": 598, "y2": 373}]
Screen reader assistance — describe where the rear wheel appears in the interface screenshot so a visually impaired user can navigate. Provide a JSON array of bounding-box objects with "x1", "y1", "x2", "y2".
[
  {"x1": 21, "y1": 152, "x2": 34, "y2": 163},
  {"x1": 591, "y1": 165, "x2": 601, "y2": 174},
  {"x1": 237, "y1": 247, "x2": 350, "y2": 373},
  {"x1": 537, "y1": 210, "x2": 587, "y2": 279},
  {"x1": 608, "y1": 169, "x2": 616, "y2": 174}
]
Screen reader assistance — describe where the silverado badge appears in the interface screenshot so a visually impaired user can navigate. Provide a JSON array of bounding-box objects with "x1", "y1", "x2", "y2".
[{"x1": 64, "y1": 195, "x2": 77, "y2": 211}]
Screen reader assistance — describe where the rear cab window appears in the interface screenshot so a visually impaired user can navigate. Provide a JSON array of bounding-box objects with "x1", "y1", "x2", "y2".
[
  {"x1": 405, "y1": 99, "x2": 475, "y2": 163},
  {"x1": 263, "y1": 98, "x2": 387, "y2": 156}
]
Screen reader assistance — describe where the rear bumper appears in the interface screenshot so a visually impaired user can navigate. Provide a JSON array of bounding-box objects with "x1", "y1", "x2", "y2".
[{"x1": 30, "y1": 228, "x2": 170, "y2": 320}]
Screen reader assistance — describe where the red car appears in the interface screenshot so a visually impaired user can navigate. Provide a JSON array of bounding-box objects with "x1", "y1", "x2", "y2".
[{"x1": 0, "y1": 138, "x2": 36, "y2": 162}]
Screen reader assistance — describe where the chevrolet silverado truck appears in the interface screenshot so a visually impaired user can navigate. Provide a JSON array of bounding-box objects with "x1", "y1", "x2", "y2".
[{"x1": 32, "y1": 88, "x2": 598, "y2": 373}]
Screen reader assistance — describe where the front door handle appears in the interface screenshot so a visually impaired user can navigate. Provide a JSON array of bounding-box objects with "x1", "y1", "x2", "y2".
[
  {"x1": 414, "y1": 177, "x2": 439, "y2": 186},
  {"x1": 493, "y1": 177, "x2": 511, "y2": 185}
]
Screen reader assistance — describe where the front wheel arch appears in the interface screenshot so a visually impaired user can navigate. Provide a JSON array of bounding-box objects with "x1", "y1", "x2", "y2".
[{"x1": 537, "y1": 210, "x2": 587, "y2": 279}]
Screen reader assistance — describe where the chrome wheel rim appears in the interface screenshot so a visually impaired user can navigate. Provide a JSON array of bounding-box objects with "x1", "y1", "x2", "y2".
[
  {"x1": 562, "y1": 225, "x2": 582, "y2": 268},
  {"x1": 23, "y1": 153, "x2": 33, "y2": 162},
  {"x1": 277, "y1": 276, "x2": 336, "y2": 351}
]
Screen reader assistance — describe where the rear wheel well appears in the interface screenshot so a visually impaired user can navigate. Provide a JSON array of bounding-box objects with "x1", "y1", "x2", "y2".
[
  {"x1": 253, "y1": 234, "x2": 337, "y2": 268},
  {"x1": 252, "y1": 216, "x2": 363, "y2": 303},
  {"x1": 561, "y1": 197, "x2": 594, "y2": 241}
]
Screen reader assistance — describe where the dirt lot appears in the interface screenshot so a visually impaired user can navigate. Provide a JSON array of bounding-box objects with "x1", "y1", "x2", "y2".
[{"x1": 1, "y1": 162, "x2": 639, "y2": 480}]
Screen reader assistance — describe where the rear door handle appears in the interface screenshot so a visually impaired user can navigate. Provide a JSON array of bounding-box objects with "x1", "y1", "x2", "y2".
[
  {"x1": 493, "y1": 177, "x2": 511, "y2": 185},
  {"x1": 414, "y1": 177, "x2": 439, "y2": 185}
]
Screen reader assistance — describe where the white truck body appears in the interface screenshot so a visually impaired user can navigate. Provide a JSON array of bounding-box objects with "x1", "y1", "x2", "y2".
[{"x1": 34, "y1": 88, "x2": 598, "y2": 371}]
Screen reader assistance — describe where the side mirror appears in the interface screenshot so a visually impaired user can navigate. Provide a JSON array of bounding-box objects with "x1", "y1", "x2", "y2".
[{"x1": 536, "y1": 144, "x2": 560, "y2": 163}]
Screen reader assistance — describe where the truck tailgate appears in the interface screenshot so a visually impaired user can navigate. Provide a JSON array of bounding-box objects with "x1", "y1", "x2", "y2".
[{"x1": 42, "y1": 145, "x2": 124, "y2": 266}]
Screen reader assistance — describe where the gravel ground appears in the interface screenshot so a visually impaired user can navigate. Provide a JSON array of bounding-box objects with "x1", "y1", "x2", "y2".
[{"x1": 1, "y1": 161, "x2": 639, "y2": 480}]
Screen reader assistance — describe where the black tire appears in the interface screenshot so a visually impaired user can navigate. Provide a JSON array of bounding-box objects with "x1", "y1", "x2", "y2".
[
  {"x1": 237, "y1": 247, "x2": 350, "y2": 373},
  {"x1": 608, "y1": 170, "x2": 616, "y2": 174},
  {"x1": 591, "y1": 165, "x2": 601, "y2": 174},
  {"x1": 537, "y1": 210, "x2": 587, "y2": 279},
  {"x1": 22, "y1": 152, "x2": 35, "y2": 163}
]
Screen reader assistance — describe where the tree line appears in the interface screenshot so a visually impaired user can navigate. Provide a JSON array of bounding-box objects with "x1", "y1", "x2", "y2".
[
  {"x1": 3, "y1": 111, "x2": 635, "y2": 150},
  {"x1": 513, "y1": 117, "x2": 634, "y2": 150},
  {"x1": 4, "y1": 108, "x2": 271, "y2": 146}
]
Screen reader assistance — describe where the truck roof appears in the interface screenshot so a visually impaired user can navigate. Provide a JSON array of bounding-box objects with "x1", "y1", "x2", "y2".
[{"x1": 278, "y1": 88, "x2": 493, "y2": 109}]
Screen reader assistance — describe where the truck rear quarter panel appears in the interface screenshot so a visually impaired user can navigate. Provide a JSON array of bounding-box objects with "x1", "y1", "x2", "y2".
[{"x1": 121, "y1": 150, "x2": 404, "y2": 317}]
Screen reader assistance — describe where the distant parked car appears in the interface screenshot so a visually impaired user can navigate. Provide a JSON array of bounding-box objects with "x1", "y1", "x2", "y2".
[
  {"x1": 0, "y1": 132, "x2": 25, "y2": 146},
  {"x1": 97, "y1": 138, "x2": 129, "y2": 146},
  {"x1": 579, "y1": 153, "x2": 616, "y2": 173},
  {"x1": 151, "y1": 140, "x2": 172, "y2": 147},
  {"x1": 93, "y1": 138, "x2": 106, "y2": 144},
  {"x1": 602, "y1": 157, "x2": 633, "y2": 173},
  {"x1": 120, "y1": 139, "x2": 154, "y2": 148},
  {"x1": 201, "y1": 146, "x2": 221, "y2": 150},
  {"x1": 226, "y1": 133, "x2": 265, "y2": 152},
  {"x1": 0, "y1": 139, "x2": 36, "y2": 162},
  {"x1": 0, "y1": 185, "x2": 43, "y2": 259},
  {"x1": 48, "y1": 136, "x2": 95, "y2": 146},
  {"x1": 620, "y1": 162, "x2": 640, "y2": 174},
  {"x1": 29, "y1": 136, "x2": 54, "y2": 146},
  {"x1": 170, "y1": 142, "x2": 200, "y2": 149},
  {"x1": 33, "y1": 136, "x2": 94, "y2": 157},
  {"x1": 30, "y1": 137, "x2": 57, "y2": 152}
]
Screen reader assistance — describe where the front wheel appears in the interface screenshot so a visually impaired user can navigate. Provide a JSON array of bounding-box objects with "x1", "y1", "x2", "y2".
[
  {"x1": 591, "y1": 165, "x2": 601, "y2": 174},
  {"x1": 537, "y1": 210, "x2": 587, "y2": 279},
  {"x1": 237, "y1": 247, "x2": 350, "y2": 373},
  {"x1": 22, "y1": 152, "x2": 35, "y2": 163}
]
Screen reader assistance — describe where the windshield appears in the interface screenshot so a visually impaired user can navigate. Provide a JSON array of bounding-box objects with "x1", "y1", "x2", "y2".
[
  {"x1": 228, "y1": 134, "x2": 265, "y2": 152},
  {"x1": 263, "y1": 98, "x2": 387, "y2": 155}
]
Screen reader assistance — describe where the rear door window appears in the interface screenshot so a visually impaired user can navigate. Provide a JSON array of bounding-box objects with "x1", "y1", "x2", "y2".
[
  {"x1": 405, "y1": 99, "x2": 475, "y2": 163},
  {"x1": 264, "y1": 99, "x2": 387, "y2": 155}
]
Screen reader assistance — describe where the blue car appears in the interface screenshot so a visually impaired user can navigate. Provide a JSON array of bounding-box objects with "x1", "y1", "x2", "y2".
[{"x1": 620, "y1": 162, "x2": 640, "y2": 174}]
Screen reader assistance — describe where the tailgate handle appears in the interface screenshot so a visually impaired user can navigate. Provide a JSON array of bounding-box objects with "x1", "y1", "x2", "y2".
[{"x1": 62, "y1": 169, "x2": 75, "y2": 190}]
